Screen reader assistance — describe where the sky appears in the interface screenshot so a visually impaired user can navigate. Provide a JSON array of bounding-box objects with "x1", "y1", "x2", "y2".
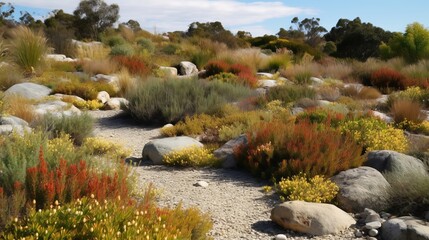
[{"x1": 10, "y1": 0, "x2": 429, "y2": 37}]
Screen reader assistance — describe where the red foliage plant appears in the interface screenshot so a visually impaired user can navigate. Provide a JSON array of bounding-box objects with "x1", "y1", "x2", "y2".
[
  {"x1": 25, "y1": 147, "x2": 129, "y2": 209},
  {"x1": 370, "y1": 68, "x2": 406, "y2": 93},
  {"x1": 234, "y1": 120, "x2": 364, "y2": 181},
  {"x1": 204, "y1": 60, "x2": 230, "y2": 76},
  {"x1": 205, "y1": 61, "x2": 258, "y2": 87},
  {"x1": 113, "y1": 56, "x2": 150, "y2": 76}
]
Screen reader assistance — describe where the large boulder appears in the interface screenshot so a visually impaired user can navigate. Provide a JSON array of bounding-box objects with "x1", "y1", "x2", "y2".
[
  {"x1": 381, "y1": 216, "x2": 429, "y2": 240},
  {"x1": 34, "y1": 100, "x2": 81, "y2": 117},
  {"x1": 104, "y1": 97, "x2": 129, "y2": 110},
  {"x1": 179, "y1": 61, "x2": 198, "y2": 76},
  {"x1": 142, "y1": 136, "x2": 203, "y2": 164},
  {"x1": 213, "y1": 135, "x2": 247, "y2": 168},
  {"x1": 271, "y1": 201, "x2": 356, "y2": 236},
  {"x1": 0, "y1": 124, "x2": 31, "y2": 136},
  {"x1": 0, "y1": 116, "x2": 29, "y2": 126},
  {"x1": 97, "y1": 91, "x2": 110, "y2": 104},
  {"x1": 5, "y1": 83, "x2": 51, "y2": 101},
  {"x1": 331, "y1": 167, "x2": 390, "y2": 212},
  {"x1": 365, "y1": 150, "x2": 427, "y2": 175}
]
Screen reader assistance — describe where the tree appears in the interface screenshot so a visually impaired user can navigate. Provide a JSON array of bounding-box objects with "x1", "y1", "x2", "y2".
[
  {"x1": 277, "y1": 17, "x2": 326, "y2": 47},
  {"x1": 124, "y1": 19, "x2": 141, "y2": 32},
  {"x1": 0, "y1": 2, "x2": 15, "y2": 26},
  {"x1": 380, "y1": 22, "x2": 429, "y2": 63},
  {"x1": 44, "y1": 10, "x2": 77, "y2": 55},
  {"x1": 325, "y1": 17, "x2": 392, "y2": 61},
  {"x1": 186, "y1": 21, "x2": 241, "y2": 48},
  {"x1": 73, "y1": 0, "x2": 119, "y2": 40}
]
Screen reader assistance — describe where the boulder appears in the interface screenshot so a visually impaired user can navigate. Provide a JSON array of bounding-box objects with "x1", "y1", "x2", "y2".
[
  {"x1": 91, "y1": 74, "x2": 119, "y2": 90},
  {"x1": 343, "y1": 83, "x2": 364, "y2": 93},
  {"x1": 179, "y1": 61, "x2": 198, "y2": 76},
  {"x1": 46, "y1": 54, "x2": 76, "y2": 62},
  {"x1": 97, "y1": 91, "x2": 110, "y2": 104},
  {"x1": 381, "y1": 216, "x2": 429, "y2": 240},
  {"x1": 271, "y1": 201, "x2": 356, "y2": 236},
  {"x1": 213, "y1": 135, "x2": 247, "y2": 168},
  {"x1": 331, "y1": 167, "x2": 390, "y2": 212},
  {"x1": 257, "y1": 79, "x2": 277, "y2": 88},
  {"x1": 104, "y1": 97, "x2": 129, "y2": 110},
  {"x1": 256, "y1": 72, "x2": 274, "y2": 78},
  {"x1": 365, "y1": 150, "x2": 427, "y2": 175},
  {"x1": 310, "y1": 77, "x2": 324, "y2": 85},
  {"x1": 371, "y1": 110, "x2": 393, "y2": 123},
  {"x1": 0, "y1": 116, "x2": 29, "y2": 126},
  {"x1": 5, "y1": 83, "x2": 51, "y2": 101},
  {"x1": 54, "y1": 94, "x2": 85, "y2": 103},
  {"x1": 34, "y1": 100, "x2": 81, "y2": 117},
  {"x1": 159, "y1": 66, "x2": 178, "y2": 76},
  {"x1": 142, "y1": 136, "x2": 203, "y2": 165},
  {"x1": 0, "y1": 124, "x2": 31, "y2": 136}
]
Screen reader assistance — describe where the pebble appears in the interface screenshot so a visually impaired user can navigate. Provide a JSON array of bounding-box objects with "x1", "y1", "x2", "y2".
[
  {"x1": 367, "y1": 237, "x2": 377, "y2": 240},
  {"x1": 354, "y1": 229, "x2": 363, "y2": 237},
  {"x1": 365, "y1": 214, "x2": 381, "y2": 223},
  {"x1": 365, "y1": 221, "x2": 382, "y2": 230},
  {"x1": 275, "y1": 234, "x2": 288, "y2": 240},
  {"x1": 194, "y1": 181, "x2": 209, "y2": 188},
  {"x1": 368, "y1": 229, "x2": 378, "y2": 237}
]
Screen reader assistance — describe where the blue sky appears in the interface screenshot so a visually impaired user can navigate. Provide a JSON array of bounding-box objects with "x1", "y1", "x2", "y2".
[{"x1": 11, "y1": 0, "x2": 429, "y2": 37}]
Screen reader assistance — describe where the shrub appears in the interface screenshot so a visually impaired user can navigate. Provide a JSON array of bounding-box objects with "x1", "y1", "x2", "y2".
[
  {"x1": 0, "y1": 65, "x2": 24, "y2": 91},
  {"x1": 260, "y1": 53, "x2": 291, "y2": 72},
  {"x1": 370, "y1": 68, "x2": 406, "y2": 93},
  {"x1": 191, "y1": 51, "x2": 213, "y2": 70},
  {"x1": 281, "y1": 63, "x2": 321, "y2": 84},
  {"x1": 357, "y1": 86, "x2": 382, "y2": 99},
  {"x1": 52, "y1": 80, "x2": 117, "y2": 100},
  {"x1": 3, "y1": 95, "x2": 36, "y2": 123},
  {"x1": 37, "y1": 113, "x2": 94, "y2": 145},
  {"x1": 81, "y1": 59, "x2": 118, "y2": 75},
  {"x1": 204, "y1": 60, "x2": 230, "y2": 76},
  {"x1": 296, "y1": 108, "x2": 345, "y2": 127},
  {"x1": 317, "y1": 86, "x2": 340, "y2": 101},
  {"x1": 74, "y1": 43, "x2": 110, "y2": 60},
  {"x1": 235, "y1": 120, "x2": 364, "y2": 180},
  {"x1": 267, "y1": 85, "x2": 316, "y2": 104},
  {"x1": 136, "y1": 37, "x2": 155, "y2": 53},
  {"x1": 391, "y1": 99, "x2": 426, "y2": 124},
  {"x1": 104, "y1": 35, "x2": 126, "y2": 47},
  {"x1": 160, "y1": 43, "x2": 180, "y2": 55},
  {"x1": 275, "y1": 173, "x2": 339, "y2": 203},
  {"x1": 207, "y1": 72, "x2": 238, "y2": 84},
  {"x1": 9, "y1": 26, "x2": 49, "y2": 75},
  {"x1": 294, "y1": 71, "x2": 313, "y2": 85},
  {"x1": 2, "y1": 194, "x2": 212, "y2": 239},
  {"x1": 82, "y1": 137, "x2": 131, "y2": 160},
  {"x1": 163, "y1": 146, "x2": 219, "y2": 167},
  {"x1": 340, "y1": 116, "x2": 408, "y2": 152},
  {"x1": 63, "y1": 99, "x2": 104, "y2": 110},
  {"x1": 126, "y1": 78, "x2": 251, "y2": 124},
  {"x1": 387, "y1": 86, "x2": 429, "y2": 108},
  {"x1": 230, "y1": 64, "x2": 258, "y2": 87},
  {"x1": 110, "y1": 44, "x2": 134, "y2": 56},
  {"x1": 113, "y1": 55, "x2": 151, "y2": 76}
]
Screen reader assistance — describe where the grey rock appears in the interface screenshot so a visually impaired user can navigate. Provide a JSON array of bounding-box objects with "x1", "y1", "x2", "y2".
[
  {"x1": 54, "y1": 94, "x2": 85, "y2": 102},
  {"x1": 5, "y1": 83, "x2": 51, "y2": 101},
  {"x1": 271, "y1": 201, "x2": 356, "y2": 236},
  {"x1": 0, "y1": 116, "x2": 28, "y2": 126},
  {"x1": 365, "y1": 221, "x2": 382, "y2": 230},
  {"x1": 354, "y1": 229, "x2": 363, "y2": 237},
  {"x1": 367, "y1": 237, "x2": 377, "y2": 240},
  {"x1": 343, "y1": 83, "x2": 364, "y2": 93},
  {"x1": 291, "y1": 107, "x2": 304, "y2": 115},
  {"x1": 371, "y1": 111, "x2": 393, "y2": 123},
  {"x1": 331, "y1": 167, "x2": 390, "y2": 212},
  {"x1": 257, "y1": 79, "x2": 277, "y2": 88},
  {"x1": 365, "y1": 150, "x2": 427, "y2": 175},
  {"x1": 179, "y1": 61, "x2": 198, "y2": 76},
  {"x1": 142, "y1": 136, "x2": 203, "y2": 164},
  {"x1": 254, "y1": 88, "x2": 267, "y2": 96},
  {"x1": 310, "y1": 77, "x2": 324, "y2": 85},
  {"x1": 369, "y1": 229, "x2": 379, "y2": 237},
  {"x1": 0, "y1": 124, "x2": 31, "y2": 136},
  {"x1": 213, "y1": 135, "x2": 247, "y2": 168},
  {"x1": 365, "y1": 214, "x2": 382, "y2": 224},
  {"x1": 159, "y1": 66, "x2": 178, "y2": 76},
  {"x1": 275, "y1": 234, "x2": 288, "y2": 240},
  {"x1": 46, "y1": 54, "x2": 76, "y2": 62},
  {"x1": 105, "y1": 97, "x2": 128, "y2": 111},
  {"x1": 381, "y1": 216, "x2": 429, "y2": 240},
  {"x1": 34, "y1": 100, "x2": 81, "y2": 117}
]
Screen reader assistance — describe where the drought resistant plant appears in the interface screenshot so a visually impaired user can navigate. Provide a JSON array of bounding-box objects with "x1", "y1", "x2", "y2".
[
  {"x1": 52, "y1": 80, "x2": 117, "y2": 100},
  {"x1": 390, "y1": 99, "x2": 427, "y2": 124},
  {"x1": 113, "y1": 55, "x2": 151, "y2": 76},
  {"x1": 9, "y1": 26, "x2": 49, "y2": 75},
  {"x1": 370, "y1": 68, "x2": 406, "y2": 93},
  {"x1": 275, "y1": 173, "x2": 339, "y2": 203},
  {"x1": 163, "y1": 146, "x2": 219, "y2": 167},
  {"x1": 82, "y1": 137, "x2": 131, "y2": 160},
  {"x1": 266, "y1": 85, "x2": 316, "y2": 104},
  {"x1": 126, "y1": 77, "x2": 251, "y2": 124},
  {"x1": 110, "y1": 43, "x2": 134, "y2": 56}
]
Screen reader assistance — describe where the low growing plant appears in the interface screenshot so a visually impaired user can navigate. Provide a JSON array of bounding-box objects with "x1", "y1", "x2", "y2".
[
  {"x1": 163, "y1": 146, "x2": 219, "y2": 167},
  {"x1": 266, "y1": 85, "x2": 316, "y2": 104}
]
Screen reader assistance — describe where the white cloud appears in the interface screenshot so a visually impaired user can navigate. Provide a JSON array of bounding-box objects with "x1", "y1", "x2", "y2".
[{"x1": 13, "y1": 0, "x2": 314, "y2": 36}]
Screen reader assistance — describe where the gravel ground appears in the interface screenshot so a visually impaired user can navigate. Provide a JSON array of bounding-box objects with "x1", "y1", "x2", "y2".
[{"x1": 89, "y1": 110, "x2": 359, "y2": 240}]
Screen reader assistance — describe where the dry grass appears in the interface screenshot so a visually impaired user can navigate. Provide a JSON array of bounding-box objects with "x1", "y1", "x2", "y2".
[
  {"x1": 321, "y1": 62, "x2": 353, "y2": 81},
  {"x1": 391, "y1": 99, "x2": 427, "y2": 124},
  {"x1": 317, "y1": 86, "x2": 340, "y2": 101},
  {"x1": 80, "y1": 59, "x2": 118, "y2": 75},
  {"x1": 281, "y1": 62, "x2": 322, "y2": 82},
  {"x1": 217, "y1": 48, "x2": 266, "y2": 72},
  {"x1": 357, "y1": 87, "x2": 382, "y2": 99},
  {"x1": 75, "y1": 44, "x2": 110, "y2": 60},
  {"x1": 119, "y1": 25, "x2": 135, "y2": 42},
  {"x1": 3, "y1": 95, "x2": 36, "y2": 123},
  {"x1": 117, "y1": 68, "x2": 137, "y2": 96}
]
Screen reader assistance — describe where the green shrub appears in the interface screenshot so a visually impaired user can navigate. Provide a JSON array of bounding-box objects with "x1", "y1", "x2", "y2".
[
  {"x1": 340, "y1": 116, "x2": 408, "y2": 152},
  {"x1": 267, "y1": 85, "x2": 316, "y2": 104},
  {"x1": 9, "y1": 26, "x2": 49, "y2": 75},
  {"x1": 2, "y1": 194, "x2": 212, "y2": 239},
  {"x1": 235, "y1": 120, "x2": 364, "y2": 180},
  {"x1": 104, "y1": 35, "x2": 126, "y2": 47},
  {"x1": 82, "y1": 137, "x2": 131, "y2": 160},
  {"x1": 261, "y1": 53, "x2": 291, "y2": 72},
  {"x1": 160, "y1": 43, "x2": 180, "y2": 55},
  {"x1": 37, "y1": 113, "x2": 94, "y2": 145},
  {"x1": 110, "y1": 44, "x2": 134, "y2": 56},
  {"x1": 275, "y1": 173, "x2": 339, "y2": 203},
  {"x1": 191, "y1": 51, "x2": 213, "y2": 70},
  {"x1": 163, "y1": 146, "x2": 219, "y2": 167},
  {"x1": 387, "y1": 86, "x2": 429, "y2": 108},
  {"x1": 136, "y1": 37, "x2": 155, "y2": 53},
  {"x1": 126, "y1": 78, "x2": 251, "y2": 124},
  {"x1": 294, "y1": 71, "x2": 313, "y2": 85}
]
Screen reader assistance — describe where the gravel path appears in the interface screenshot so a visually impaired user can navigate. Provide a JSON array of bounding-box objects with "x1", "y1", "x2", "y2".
[{"x1": 89, "y1": 110, "x2": 358, "y2": 240}]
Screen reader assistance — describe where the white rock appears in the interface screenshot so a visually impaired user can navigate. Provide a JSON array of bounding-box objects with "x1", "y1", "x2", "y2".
[
  {"x1": 159, "y1": 66, "x2": 178, "y2": 76},
  {"x1": 5, "y1": 83, "x2": 52, "y2": 101},
  {"x1": 195, "y1": 181, "x2": 209, "y2": 188},
  {"x1": 162, "y1": 123, "x2": 174, "y2": 129},
  {"x1": 97, "y1": 91, "x2": 110, "y2": 104},
  {"x1": 275, "y1": 234, "x2": 288, "y2": 240},
  {"x1": 105, "y1": 97, "x2": 128, "y2": 110},
  {"x1": 257, "y1": 72, "x2": 274, "y2": 78},
  {"x1": 371, "y1": 110, "x2": 393, "y2": 123},
  {"x1": 179, "y1": 61, "x2": 198, "y2": 76},
  {"x1": 257, "y1": 79, "x2": 277, "y2": 88},
  {"x1": 354, "y1": 229, "x2": 363, "y2": 237},
  {"x1": 310, "y1": 77, "x2": 324, "y2": 85},
  {"x1": 365, "y1": 221, "x2": 382, "y2": 230},
  {"x1": 368, "y1": 229, "x2": 378, "y2": 237}
]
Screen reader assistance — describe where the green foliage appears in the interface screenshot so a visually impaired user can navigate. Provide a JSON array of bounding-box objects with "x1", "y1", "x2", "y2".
[
  {"x1": 104, "y1": 35, "x2": 126, "y2": 47},
  {"x1": 126, "y1": 78, "x2": 251, "y2": 124},
  {"x1": 275, "y1": 173, "x2": 339, "y2": 203},
  {"x1": 136, "y1": 37, "x2": 155, "y2": 54},
  {"x1": 2, "y1": 195, "x2": 212, "y2": 240},
  {"x1": 262, "y1": 53, "x2": 291, "y2": 73},
  {"x1": 37, "y1": 113, "x2": 94, "y2": 145},
  {"x1": 9, "y1": 26, "x2": 49, "y2": 75},
  {"x1": 110, "y1": 43, "x2": 135, "y2": 56},
  {"x1": 163, "y1": 146, "x2": 219, "y2": 167},
  {"x1": 82, "y1": 137, "x2": 131, "y2": 160},
  {"x1": 235, "y1": 120, "x2": 364, "y2": 180},
  {"x1": 52, "y1": 80, "x2": 117, "y2": 100},
  {"x1": 266, "y1": 85, "x2": 316, "y2": 104},
  {"x1": 340, "y1": 116, "x2": 408, "y2": 153},
  {"x1": 257, "y1": 39, "x2": 321, "y2": 60},
  {"x1": 388, "y1": 86, "x2": 429, "y2": 108}
]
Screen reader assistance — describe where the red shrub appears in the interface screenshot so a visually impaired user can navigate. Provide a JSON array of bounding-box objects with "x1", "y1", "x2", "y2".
[
  {"x1": 25, "y1": 147, "x2": 129, "y2": 209},
  {"x1": 113, "y1": 56, "x2": 150, "y2": 76},
  {"x1": 401, "y1": 78, "x2": 429, "y2": 89},
  {"x1": 204, "y1": 60, "x2": 229, "y2": 76},
  {"x1": 230, "y1": 64, "x2": 258, "y2": 87},
  {"x1": 235, "y1": 120, "x2": 364, "y2": 180},
  {"x1": 370, "y1": 68, "x2": 406, "y2": 93}
]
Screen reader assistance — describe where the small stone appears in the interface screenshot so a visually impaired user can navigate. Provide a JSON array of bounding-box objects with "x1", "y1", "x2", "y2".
[
  {"x1": 354, "y1": 229, "x2": 363, "y2": 237},
  {"x1": 367, "y1": 237, "x2": 377, "y2": 240},
  {"x1": 275, "y1": 234, "x2": 288, "y2": 240},
  {"x1": 365, "y1": 214, "x2": 382, "y2": 223},
  {"x1": 380, "y1": 212, "x2": 391, "y2": 220},
  {"x1": 365, "y1": 221, "x2": 382, "y2": 230},
  {"x1": 368, "y1": 229, "x2": 378, "y2": 237},
  {"x1": 194, "y1": 181, "x2": 208, "y2": 188}
]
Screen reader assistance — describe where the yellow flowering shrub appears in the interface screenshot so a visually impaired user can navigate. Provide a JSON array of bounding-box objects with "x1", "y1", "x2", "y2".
[
  {"x1": 340, "y1": 117, "x2": 408, "y2": 153},
  {"x1": 276, "y1": 173, "x2": 339, "y2": 203},
  {"x1": 163, "y1": 146, "x2": 220, "y2": 167},
  {"x1": 63, "y1": 98, "x2": 104, "y2": 110},
  {"x1": 397, "y1": 119, "x2": 429, "y2": 135},
  {"x1": 83, "y1": 137, "x2": 131, "y2": 160},
  {"x1": 46, "y1": 133, "x2": 75, "y2": 161}
]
